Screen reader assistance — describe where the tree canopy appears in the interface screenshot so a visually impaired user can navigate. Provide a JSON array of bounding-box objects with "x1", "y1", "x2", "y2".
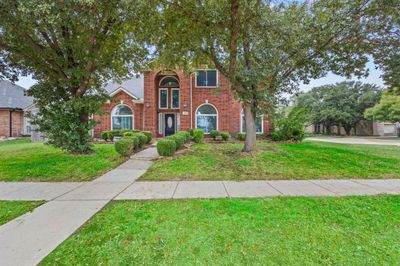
[
  {"x1": 157, "y1": 0, "x2": 389, "y2": 150},
  {"x1": 296, "y1": 81, "x2": 382, "y2": 135},
  {"x1": 0, "y1": 0, "x2": 157, "y2": 152},
  {"x1": 365, "y1": 86, "x2": 400, "y2": 122}
]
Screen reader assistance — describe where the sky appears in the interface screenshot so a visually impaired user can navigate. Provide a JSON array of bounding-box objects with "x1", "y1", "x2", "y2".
[{"x1": 15, "y1": 59, "x2": 385, "y2": 92}]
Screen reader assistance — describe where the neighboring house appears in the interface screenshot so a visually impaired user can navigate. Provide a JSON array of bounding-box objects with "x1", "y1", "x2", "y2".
[
  {"x1": 0, "y1": 80, "x2": 33, "y2": 138},
  {"x1": 306, "y1": 121, "x2": 399, "y2": 136},
  {"x1": 93, "y1": 70, "x2": 270, "y2": 138}
]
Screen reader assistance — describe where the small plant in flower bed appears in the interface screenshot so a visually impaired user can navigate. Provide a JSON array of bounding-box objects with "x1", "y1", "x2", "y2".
[
  {"x1": 123, "y1": 135, "x2": 139, "y2": 150},
  {"x1": 157, "y1": 139, "x2": 177, "y2": 156},
  {"x1": 192, "y1": 129, "x2": 204, "y2": 143},
  {"x1": 167, "y1": 134, "x2": 185, "y2": 150},
  {"x1": 114, "y1": 138, "x2": 135, "y2": 157},
  {"x1": 210, "y1": 130, "x2": 221, "y2": 140},
  {"x1": 220, "y1": 132, "x2": 230, "y2": 141},
  {"x1": 101, "y1": 131, "x2": 113, "y2": 141},
  {"x1": 237, "y1": 132, "x2": 246, "y2": 141},
  {"x1": 141, "y1": 131, "x2": 153, "y2": 144},
  {"x1": 123, "y1": 132, "x2": 135, "y2": 137},
  {"x1": 101, "y1": 130, "x2": 151, "y2": 143},
  {"x1": 134, "y1": 133, "x2": 148, "y2": 147},
  {"x1": 175, "y1": 131, "x2": 191, "y2": 143}
]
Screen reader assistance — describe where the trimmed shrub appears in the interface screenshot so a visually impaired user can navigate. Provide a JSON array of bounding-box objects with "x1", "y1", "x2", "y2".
[
  {"x1": 142, "y1": 131, "x2": 153, "y2": 144},
  {"x1": 114, "y1": 138, "x2": 134, "y2": 157},
  {"x1": 237, "y1": 132, "x2": 246, "y2": 141},
  {"x1": 210, "y1": 130, "x2": 221, "y2": 140},
  {"x1": 157, "y1": 139, "x2": 176, "y2": 156},
  {"x1": 110, "y1": 130, "x2": 122, "y2": 138},
  {"x1": 123, "y1": 131, "x2": 135, "y2": 137},
  {"x1": 176, "y1": 131, "x2": 191, "y2": 143},
  {"x1": 101, "y1": 131, "x2": 112, "y2": 141},
  {"x1": 134, "y1": 132, "x2": 147, "y2": 147},
  {"x1": 167, "y1": 134, "x2": 185, "y2": 150},
  {"x1": 123, "y1": 135, "x2": 139, "y2": 150},
  {"x1": 121, "y1": 129, "x2": 140, "y2": 135},
  {"x1": 271, "y1": 131, "x2": 286, "y2": 141},
  {"x1": 220, "y1": 132, "x2": 230, "y2": 141},
  {"x1": 192, "y1": 129, "x2": 204, "y2": 143}
]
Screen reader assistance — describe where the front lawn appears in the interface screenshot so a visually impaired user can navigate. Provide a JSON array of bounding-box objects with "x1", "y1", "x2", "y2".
[
  {"x1": 141, "y1": 141, "x2": 400, "y2": 180},
  {"x1": 0, "y1": 200, "x2": 43, "y2": 225},
  {"x1": 41, "y1": 196, "x2": 400, "y2": 265},
  {"x1": 0, "y1": 139, "x2": 125, "y2": 182}
]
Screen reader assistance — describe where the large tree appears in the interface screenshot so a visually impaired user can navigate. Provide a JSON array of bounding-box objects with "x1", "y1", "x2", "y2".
[
  {"x1": 0, "y1": 0, "x2": 156, "y2": 153},
  {"x1": 366, "y1": 0, "x2": 399, "y2": 88},
  {"x1": 364, "y1": 2, "x2": 399, "y2": 125},
  {"x1": 157, "y1": 0, "x2": 383, "y2": 151},
  {"x1": 296, "y1": 82, "x2": 382, "y2": 135}
]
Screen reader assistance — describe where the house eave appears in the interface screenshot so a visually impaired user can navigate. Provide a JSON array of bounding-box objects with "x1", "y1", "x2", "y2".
[{"x1": 109, "y1": 87, "x2": 139, "y2": 100}]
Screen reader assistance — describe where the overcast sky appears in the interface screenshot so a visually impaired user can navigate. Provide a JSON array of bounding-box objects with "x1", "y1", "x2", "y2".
[{"x1": 15, "y1": 59, "x2": 384, "y2": 92}]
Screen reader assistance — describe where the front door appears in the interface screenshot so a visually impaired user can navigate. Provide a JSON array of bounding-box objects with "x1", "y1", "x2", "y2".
[{"x1": 164, "y1": 114, "x2": 175, "y2": 136}]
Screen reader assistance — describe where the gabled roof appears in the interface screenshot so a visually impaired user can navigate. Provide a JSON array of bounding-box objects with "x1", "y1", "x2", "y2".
[
  {"x1": 0, "y1": 80, "x2": 33, "y2": 109},
  {"x1": 105, "y1": 75, "x2": 144, "y2": 99},
  {"x1": 109, "y1": 87, "x2": 140, "y2": 100}
]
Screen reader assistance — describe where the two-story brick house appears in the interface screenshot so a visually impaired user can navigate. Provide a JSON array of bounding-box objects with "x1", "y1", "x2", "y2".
[{"x1": 94, "y1": 69, "x2": 270, "y2": 138}]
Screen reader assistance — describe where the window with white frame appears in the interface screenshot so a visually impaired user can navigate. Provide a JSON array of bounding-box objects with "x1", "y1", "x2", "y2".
[
  {"x1": 241, "y1": 111, "x2": 263, "y2": 134},
  {"x1": 196, "y1": 70, "x2": 217, "y2": 87},
  {"x1": 171, "y1": 88, "x2": 179, "y2": 109},
  {"x1": 196, "y1": 104, "x2": 218, "y2": 133},
  {"x1": 159, "y1": 89, "x2": 168, "y2": 109},
  {"x1": 24, "y1": 116, "x2": 32, "y2": 135},
  {"x1": 111, "y1": 105, "x2": 133, "y2": 130}
]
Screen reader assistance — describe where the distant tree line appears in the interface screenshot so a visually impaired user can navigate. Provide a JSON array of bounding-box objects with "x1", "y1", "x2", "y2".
[{"x1": 295, "y1": 81, "x2": 382, "y2": 135}]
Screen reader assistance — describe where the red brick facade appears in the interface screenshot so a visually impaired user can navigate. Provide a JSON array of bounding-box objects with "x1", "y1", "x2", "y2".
[
  {"x1": 94, "y1": 70, "x2": 270, "y2": 138},
  {"x1": 0, "y1": 109, "x2": 24, "y2": 137}
]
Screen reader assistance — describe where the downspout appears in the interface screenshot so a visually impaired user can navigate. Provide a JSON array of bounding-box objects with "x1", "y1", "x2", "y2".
[{"x1": 9, "y1": 110, "x2": 12, "y2": 137}]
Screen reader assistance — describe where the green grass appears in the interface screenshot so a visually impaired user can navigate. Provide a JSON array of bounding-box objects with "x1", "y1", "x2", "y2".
[
  {"x1": 141, "y1": 141, "x2": 400, "y2": 180},
  {"x1": 0, "y1": 200, "x2": 43, "y2": 225},
  {"x1": 41, "y1": 196, "x2": 400, "y2": 265},
  {"x1": 0, "y1": 139, "x2": 125, "y2": 182}
]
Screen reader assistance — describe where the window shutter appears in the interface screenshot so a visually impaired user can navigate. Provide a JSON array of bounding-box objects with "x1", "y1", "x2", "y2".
[{"x1": 177, "y1": 113, "x2": 181, "y2": 131}]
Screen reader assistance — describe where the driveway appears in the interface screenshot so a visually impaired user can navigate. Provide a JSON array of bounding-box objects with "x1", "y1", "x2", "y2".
[{"x1": 306, "y1": 137, "x2": 400, "y2": 146}]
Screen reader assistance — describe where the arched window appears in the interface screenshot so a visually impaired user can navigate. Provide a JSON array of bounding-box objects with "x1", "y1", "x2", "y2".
[
  {"x1": 159, "y1": 76, "x2": 179, "y2": 87},
  {"x1": 111, "y1": 105, "x2": 134, "y2": 130},
  {"x1": 196, "y1": 104, "x2": 218, "y2": 133}
]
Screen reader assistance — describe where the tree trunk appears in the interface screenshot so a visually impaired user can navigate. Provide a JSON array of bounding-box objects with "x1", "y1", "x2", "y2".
[
  {"x1": 343, "y1": 124, "x2": 352, "y2": 136},
  {"x1": 243, "y1": 104, "x2": 257, "y2": 152},
  {"x1": 325, "y1": 123, "x2": 331, "y2": 135}
]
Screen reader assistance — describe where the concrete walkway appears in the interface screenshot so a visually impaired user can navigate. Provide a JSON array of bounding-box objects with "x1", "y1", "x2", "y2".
[
  {"x1": 307, "y1": 137, "x2": 400, "y2": 146},
  {"x1": 1, "y1": 145, "x2": 400, "y2": 265},
  {"x1": 0, "y1": 147, "x2": 158, "y2": 266},
  {"x1": 114, "y1": 179, "x2": 400, "y2": 199}
]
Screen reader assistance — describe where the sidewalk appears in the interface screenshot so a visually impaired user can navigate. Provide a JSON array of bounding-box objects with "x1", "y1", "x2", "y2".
[
  {"x1": 307, "y1": 137, "x2": 400, "y2": 146},
  {"x1": 115, "y1": 179, "x2": 400, "y2": 200}
]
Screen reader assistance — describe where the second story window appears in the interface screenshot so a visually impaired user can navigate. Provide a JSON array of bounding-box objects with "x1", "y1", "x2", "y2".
[
  {"x1": 196, "y1": 70, "x2": 217, "y2": 87},
  {"x1": 159, "y1": 89, "x2": 168, "y2": 109},
  {"x1": 171, "y1": 89, "x2": 180, "y2": 109}
]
